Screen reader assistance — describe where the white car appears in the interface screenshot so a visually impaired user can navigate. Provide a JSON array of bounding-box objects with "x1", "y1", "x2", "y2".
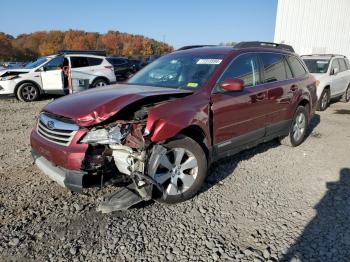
[
  {"x1": 0, "y1": 51, "x2": 116, "y2": 102},
  {"x1": 302, "y1": 54, "x2": 350, "y2": 111}
]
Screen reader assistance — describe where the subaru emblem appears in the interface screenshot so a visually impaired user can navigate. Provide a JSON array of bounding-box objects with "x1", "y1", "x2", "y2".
[{"x1": 47, "y1": 120, "x2": 55, "y2": 130}]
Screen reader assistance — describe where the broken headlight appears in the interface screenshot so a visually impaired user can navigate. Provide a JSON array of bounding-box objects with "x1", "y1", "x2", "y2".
[
  {"x1": 81, "y1": 125, "x2": 129, "y2": 144},
  {"x1": 0, "y1": 75, "x2": 19, "y2": 81}
]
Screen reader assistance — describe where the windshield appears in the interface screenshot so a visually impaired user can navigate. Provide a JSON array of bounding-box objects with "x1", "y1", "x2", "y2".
[
  {"x1": 24, "y1": 57, "x2": 49, "y2": 69},
  {"x1": 128, "y1": 53, "x2": 225, "y2": 89},
  {"x1": 303, "y1": 59, "x2": 330, "y2": 73}
]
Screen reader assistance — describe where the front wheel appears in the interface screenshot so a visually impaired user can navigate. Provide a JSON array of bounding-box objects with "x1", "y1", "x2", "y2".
[
  {"x1": 317, "y1": 88, "x2": 330, "y2": 111},
  {"x1": 152, "y1": 136, "x2": 207, "y2": 204},
  {"x1": 16, "y1": 83, "x2": 40, "y2": 102},
  {"x1": 280, "y1": 106, "x2": 309, "y2": 147}
]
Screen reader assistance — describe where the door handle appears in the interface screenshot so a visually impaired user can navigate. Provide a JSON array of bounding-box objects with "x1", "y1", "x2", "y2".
[{"x1": 290, "y1": 85, "x2": 298, "y2": 92}]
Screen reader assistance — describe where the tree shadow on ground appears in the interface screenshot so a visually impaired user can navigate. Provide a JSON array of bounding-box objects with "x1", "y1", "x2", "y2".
[
  {"x1": 201, "y1": 113, "x2": 320, "y2": 194},
  {"x1": 281, "y1": 168, "x2": 350, "y2": 262}
]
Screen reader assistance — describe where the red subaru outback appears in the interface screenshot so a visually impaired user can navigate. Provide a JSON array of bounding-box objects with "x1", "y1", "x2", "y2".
[{"x1": 30, "y1": 42, "x2": 317, "y2": 209}]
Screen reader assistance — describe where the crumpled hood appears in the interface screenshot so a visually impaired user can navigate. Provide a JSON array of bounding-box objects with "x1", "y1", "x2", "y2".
[
  {"x1": 0, "y1": 68, "x2": 30, "y2": 76},
  {"x1": 43, "y1": 84, "x2": 192, "y2": 127}
]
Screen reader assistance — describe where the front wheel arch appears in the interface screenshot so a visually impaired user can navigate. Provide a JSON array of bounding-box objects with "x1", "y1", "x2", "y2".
[{"x1": 14, "y1": 80, "x2": 42, "y2": 99}]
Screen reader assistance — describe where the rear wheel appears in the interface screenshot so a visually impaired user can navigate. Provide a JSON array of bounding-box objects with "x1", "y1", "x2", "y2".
[
  {"x1": 341, "y1": 85, "x2": 350, "y2": 102},
  {"x1": 16, "y1": 83, "x2": 40, "y2": 102},
  {"x1": 92, "y1": 79, "x2": 108, "y2": 88},
  {"x1": 152, "y1": 136, "x2": 207, "y2": 204},
  {"x1": 280, "y1": 106, "x2": 308, "y2": 147},
  {"x1": 317, "y1": 88, "x2": 330, "y2": 111}
]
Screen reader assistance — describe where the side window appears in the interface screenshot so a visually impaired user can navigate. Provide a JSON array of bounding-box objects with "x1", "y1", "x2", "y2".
[
  {"x1": 43, "y1": 56, "x2": 64, "y2": 71},
  {"x1": 344, "y1": 58, "x2": 350, "y2": 70},
  {"x1": 70, "y1": 57, "x2": 89, "y2": 68},
  {"x1": 284, "y1": 58, "x2": 293, "y2": 79},
  {"x1": 218, "y1": 53, "x2": 260, "y2": 88},
  {"x1": 330, "y1": 59, "x2": 340, "y2": 71},
  {"x1": 338, "y1": 58, "x2": 347, "y2": 72},
  {"x1": 87, "y1": 57, "x2": 103, "y2": 66},
  {"x1": 260, "y1": 53, "x2": 288, "y2": 82},
  {"x1": 287, "y1": 56, "x2": 307, "y2": 78}
]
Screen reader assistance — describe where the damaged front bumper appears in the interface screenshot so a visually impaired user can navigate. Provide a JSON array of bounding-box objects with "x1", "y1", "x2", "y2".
[{"x1": 32, "y1": 150, "x2": 87, "y2": 192}]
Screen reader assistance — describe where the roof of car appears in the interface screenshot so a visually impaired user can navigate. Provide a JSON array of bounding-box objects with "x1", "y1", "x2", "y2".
[
  {"x1": 301, "y1": 54, "x2": 346, "y2": 60},
  {"x1": 172, "y1": 45, "x2": 294, "y2": 56}
]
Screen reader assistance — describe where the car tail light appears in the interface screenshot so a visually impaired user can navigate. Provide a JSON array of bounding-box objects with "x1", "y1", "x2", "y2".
[{"x1": 105, "y1": 66, "x2": 114, "y2": 70}]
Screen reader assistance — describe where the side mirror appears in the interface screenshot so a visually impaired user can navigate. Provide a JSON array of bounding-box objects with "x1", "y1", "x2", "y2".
[
  {"x1": 220, "y1": 78, "x2": 244, "y2": 92},
  {"x1": 331, "y1": 67, "x2": 339, "y2": 75}
]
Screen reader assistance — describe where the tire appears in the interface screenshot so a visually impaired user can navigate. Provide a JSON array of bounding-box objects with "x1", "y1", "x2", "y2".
[
  {"x1": 340, "y1": 84, "x2": 350, "y2": 102},
  {"x1": 152, "y1": 136, "x2": 207, "y2": 204},
  {"x1": 92, "y1": 78, "x2": 108, "y2": 88},
  {"x1": 280, "y1": 106, "x2": 309, "y2": 147},
  {"x1": 16, "y1": 83, "x2": 40, "y2": 102},
  {"x1": 317, "y1": 88, "x2": 330, "y2": 111}
]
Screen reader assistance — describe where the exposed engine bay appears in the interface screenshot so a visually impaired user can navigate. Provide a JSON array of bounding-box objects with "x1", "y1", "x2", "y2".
[{"x1": 79, "y1": 98, "x2": 177, "y2": 212}]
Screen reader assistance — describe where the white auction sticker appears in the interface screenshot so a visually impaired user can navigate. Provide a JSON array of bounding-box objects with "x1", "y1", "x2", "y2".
[{"x1": 196, "y1": 59, "x2": 222, "y2": 65}]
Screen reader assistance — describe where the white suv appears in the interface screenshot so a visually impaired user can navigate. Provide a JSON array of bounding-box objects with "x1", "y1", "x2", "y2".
[
  {"x1": 302, "y1": 54, "x2": 350, "y2": 111},
  {"x1": 0, "y1": 51, "x2": 116, "y2": 102}
]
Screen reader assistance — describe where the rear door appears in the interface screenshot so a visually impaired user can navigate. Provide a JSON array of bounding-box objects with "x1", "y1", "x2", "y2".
[
  {"x1": 336, "y1": 58, "x2": 349, "y2": 94},
  {"x1": 40, "y1": 56, "x2": 64, "y2": 92},
  {"x1": 259, "y1": 53, "x2": 297, "y2": 136},
  {"x1": 211, "y1": 53, "x2": 268, "y2": 155},
  {"x1": 69, "y1": 56, "x2": 103, "y2": 83},
  {"x1": 329, "y1": 58, "x2": 344, "y2": 96}
]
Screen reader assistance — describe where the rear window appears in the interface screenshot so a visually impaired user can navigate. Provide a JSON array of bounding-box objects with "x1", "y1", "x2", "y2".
[
  {"x1": 70, "y1": 57, "x2": 102, "y2": 68},
  {"x1": 260, "y1": 53, "x2": 289, "y2": 83},
  {"x1": 287, "y1": 56, "x2": 307, "y2": 77}
]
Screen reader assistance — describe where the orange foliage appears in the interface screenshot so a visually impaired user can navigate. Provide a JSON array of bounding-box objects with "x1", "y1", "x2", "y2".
[{"x1": 1, "y1": 30, "x2": 173, "y2": 61}]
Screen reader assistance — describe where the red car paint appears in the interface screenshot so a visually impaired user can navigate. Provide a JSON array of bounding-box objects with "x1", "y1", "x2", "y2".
[{"x1": 31, "y1": 46, "x2": 317, "y2": 173}]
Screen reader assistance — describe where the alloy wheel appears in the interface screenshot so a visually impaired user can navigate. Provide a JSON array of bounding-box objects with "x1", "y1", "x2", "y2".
[
  {"x1": 96, "y1": 81, "x2": 107, "y2": 87},
  {"x1": 321, "y1": 91, "x2": 329, "y2": 110},
  {"x1": 154, "y1": 148, "x2": 198, "y2": 196},
  {"x1": 22, "y1": 85, "x2": 37, "y2": 101},
  {"x1": 292, "y1": 112, "x2": 306, "y2": 142}
]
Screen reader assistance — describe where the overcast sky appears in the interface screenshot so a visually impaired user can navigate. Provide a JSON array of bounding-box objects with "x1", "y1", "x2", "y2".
[{"x1": 0, "y1": 0, "x2": 277, "y2": 48}]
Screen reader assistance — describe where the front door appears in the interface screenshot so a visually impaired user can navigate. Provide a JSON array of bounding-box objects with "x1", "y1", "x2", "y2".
[
  {"x1": 211, "y1": 53, "x2": 268, "y2": 156},
  {"x1": 40, "y1": 56, "x2": 64, "y2": 93}
]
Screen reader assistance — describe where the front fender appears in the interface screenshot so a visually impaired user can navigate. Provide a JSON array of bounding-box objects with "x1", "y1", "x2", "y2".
[{"x1": 145, "y1": 92, "x2": 211, "y2": 144}]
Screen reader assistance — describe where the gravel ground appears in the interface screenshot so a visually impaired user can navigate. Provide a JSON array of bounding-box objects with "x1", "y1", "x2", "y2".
[{"x1": 0, "y1": 96, "x2": 349, "y2": 262}]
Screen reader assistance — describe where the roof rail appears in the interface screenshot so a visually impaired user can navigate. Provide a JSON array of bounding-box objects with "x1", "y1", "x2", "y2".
[
  {"x1": 301, "y1": 54, "x2": 346, "y2": 58},
  {"x1": 176, "y1": 45, "x2": 216, "y2": 51},
  {"x1": 58, "y1": 50, "x2": 107, "y2": 56},
  {"x1": 234, "y1": 41, "x2": 295, "y2": 53}
]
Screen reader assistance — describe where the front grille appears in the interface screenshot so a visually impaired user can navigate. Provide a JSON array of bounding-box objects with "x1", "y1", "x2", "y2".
[{"x1": 37, "y1": 112, "x2": 79, "y2": 146}]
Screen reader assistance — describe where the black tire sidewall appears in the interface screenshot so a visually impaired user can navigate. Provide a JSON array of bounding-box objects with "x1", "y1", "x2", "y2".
[
  {"x1": 154, "y1": 136, "x2": 207, "y2": 204},
  {"x1": 17, "y1": 83, "x2": 39, "y2": 102},
  {"x1": 289, "y1": 106, "x2": 309, "y2": 147}
]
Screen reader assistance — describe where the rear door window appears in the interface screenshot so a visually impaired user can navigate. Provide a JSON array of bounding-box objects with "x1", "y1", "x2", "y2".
[
  {"x1": 70, "y1": 57, "x2": 89, "y2": 68},
  {"x1": 338, "y1": 58, "x2": 347, "y2": 72},
  {"x1": 260, "y1": 53, "x2": 289, "y2": 82},
  {"x1": 87, "y1": 57, "x2": 103, "y2": 66},
  {"x1": 218, "y1": 53, "x2": 261, "y2": 88},
  {"x1": 287, "y1": 56, "x2": 307, "y2": 78},
  {"x1": 345, "y1": 58, "x2": 350, "y2": 70}
]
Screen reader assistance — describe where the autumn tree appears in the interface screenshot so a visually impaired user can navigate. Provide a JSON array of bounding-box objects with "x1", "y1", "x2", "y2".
[{"x1": 0, "y1": 30, "x2": 174, "y2": 61}]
